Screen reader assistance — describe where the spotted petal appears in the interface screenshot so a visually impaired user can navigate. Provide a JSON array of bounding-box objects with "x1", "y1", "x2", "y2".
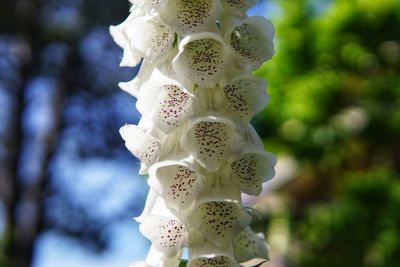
[
  {"x1": 188, "y1": 201, "x2": 251, "y2": 247},
  {"x1": 173, "y1": 33, "x2": 230, "y2": 88},
  {"x1": 137, "y1": 76, "x2": 193, "y2": 133},
  {"x1": 229, "y1": 151, "x2": 276, "y2": 195},
  {"x1": 158, "y1": 0, "x2": 220, "y2": 35},
  {"x1": 148, "y1": 160, "x2": 204, "y2": 212},
  {"x1": 140, "y1": 215, "x2": 187, "y2": 257},
  {"x1": 219, "y1": 0, "x2": 258, "y2": 17},
  {"x1": 216, "y1": 76, "x2": 268, "y2": 123},
  {"x1": 180, "y1": 117, "x2": 244, "y2": 171},
  {"x1": 226, "y1": 16, "x2": 275, "y2": 70},
  {"x1": 129, "y1": 16, "x2": 175, "y2": 64},
  {"x1": 187, "y1": 256, "x2": 240, "y2": 267},
  {"x1": 233, "y1": 227, "x2": 269, "y2": 263},
  {"x1": 120, "y1": 124, "x2": 161, "y2": 174}
]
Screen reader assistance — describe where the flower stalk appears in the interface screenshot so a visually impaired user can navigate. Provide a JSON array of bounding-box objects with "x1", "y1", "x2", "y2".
[{"x1": 111, "y1": 1, "x2": 276, "y2": 266}]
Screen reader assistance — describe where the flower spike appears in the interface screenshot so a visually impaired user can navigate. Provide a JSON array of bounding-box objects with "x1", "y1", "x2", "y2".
[{"x1": 111, "y1": 1, "x2": 277, "y2": 266}]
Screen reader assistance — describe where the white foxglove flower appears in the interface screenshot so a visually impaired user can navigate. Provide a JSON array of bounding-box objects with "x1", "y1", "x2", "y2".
[
  {"x1": 226, "y1": 16, "x2": 275, "y2": 70},
  {"x1": 140, "y1": 215, "x2": 187, "y2": 257},
  {"x1": 137, "y1": 74, "x2": 194, "y2": 133},
  {"x1": 172, "y1": 32, "x2": 233, "y2": 88},
  {"x1": 227, "y1": 150, "x2": 276, "y2": 195},
  {"x1": 120, "y1": 124, "x2": 161, "y2": 174},
  {"x1": 187, "y1": 200, "x2": 251, "y2": 247},
  {"x1": 180, "y1": 116, "x2": 244, "y2": 171},
  {"x1": 112, "y1": 1, "x2": 277, "y2": 266},
  {"x1": 148, "y1": 158, "x2": 205, "y2": 212},
  {"x1": 110, "y1": 8, "x2": 145, "y2": 67},
  {"x1": 215, "y1": 75, "x2": 269, "y2": 124},
  {"x1": 233, "y1": 227, "x2": 269, "y2": 262},
  {"x1": 158, "y1": 0, "x2": 221, "y2": 35},
  {"x1": 110, "y1": 9, "x2": 175, "y2": 67}
]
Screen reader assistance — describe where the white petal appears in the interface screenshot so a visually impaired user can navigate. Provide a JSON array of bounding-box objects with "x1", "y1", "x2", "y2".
[
  {"x1": 229, "y1": 151, "x2": 276, "y2": 196},
  {"x1": 129, "y1": 16, "x2": 175, "y2": 64},
  {"x1": 148, "y1": 160, "x2": 204, "y2": 211},
  {"x1": 180, "y1": 116, "x2": 244, "y2": 171},
  {"x1": 188, "y1": 240, "x2": 240, "y2": 266},
  {"x1": 120, "y1": 124, "x2": 161, "y2": 173},
  {"x1": 220, "y1": 0, "x2": 258, "y2": 10},
  {"x1": 135, "y1": 189, "x2": 159, "y2": 223},
  {"x1": 110, "y1": 9, "x2": 145, "y2": 67},
  {"x1": 173, "y1": 33, "x2": 230, "y2": 88},
  {"x1": 143, "y1": 245, "x2": 182, "y2": 267},
  {"x1": 129, "y1": 261, "x2": 152, "y2": 267},
  {"x1": 137, "y1": 77, "x2": 193, "y2": 133},
  {"x1": 188, "y1": 201, "x2": 251, "y2": 247},
  {"x1": 219, "y1": 0, "x2": 257, "y2": 17},
  {"x1": 119, "y1": 60, "x2": 155, "y2": 98},
  {"x1": 140, "y1": 215, "x2": 187, "y2": 257},
  {"x1": 120, "y1": 47, "x2": 143, "y2": 67},
  {"x1": 233, "y1": 227, "x2": 269, "y2": 263},
  {"x1": 217, "y1": 76, "x2": 268, "y2": 123},
  {"x1": 227, "y1": 16, "x2": 275, "y2": 70},
  {"x1": 187, "y1": 256, "x2": 240, "y2": 267},
  {"x1": 158, "y1": 0, "x2": 220, "y2": 35},
  {"x1": 130, "y1": 0, "x2": 163, "y2": 14}
]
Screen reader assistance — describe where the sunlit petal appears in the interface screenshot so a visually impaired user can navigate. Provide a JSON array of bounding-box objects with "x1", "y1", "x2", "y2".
[
  {"x1": 120, "y1": 124, "x2": 161, "y2": 173},
  {"x1": 233, "y1": 226, "x2": 269, "y2": 262},
  {"x1": 173, "y1": 33, "x2": 230, "y2": 88},
  {"x1": 180, "y1": 116, "x2": 244, "y2": 171},
  {"x1": 158, "y1": 0, "x2": 220, "y2": 35},
  {"x1": 188, "y1": 200, "x2": 251, "y2": 247},
  {"x1": 140, "y1": 215, "x2": 187, "y2": 257},
  {"x1": 226, "y1": 16, "x2": 275, "y2": 70}
]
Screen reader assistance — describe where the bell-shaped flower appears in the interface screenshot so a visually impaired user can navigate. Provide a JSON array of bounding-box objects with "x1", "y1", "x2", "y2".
[
  {"x1": 172, "y1": 32, "x2": 233, "y2": 88},
  {"x1": 180, "y1": 116, "x2": 244, "y2": 171},
  {"x1": 110, "y1": 10, "x2": 175, "y2": 67},
  {"x1": 148, "y1": 157, "x2": 205, "y2": 213},
  {"x1": 215, "y1": 75, "x2": 269, "y2": 124},
  {"x1": 187, "y1": 200, "x2": 251, "y2": 247},
  {"x1": 233, "y1": 226, "x2": 269, "y2": 263},
  {"x1": 110, "y1": 8, "x2": 145, "y2": 67},
  {"x1": 137, "y1": 74, "x2": 194, "y2": 133},
  {"x1": 226, "y1": 150, "x2": 276, "y2": 196},
  {"x1": 140, "y1": 215, "x2": 188, "y2": 257},
  {"x1": 157, "y1": 0, "x2": 220, "y2": 35},
  {"x1": 225, "y1": 16, "x2": 275, "y2": 70},
  {"x1": 120, "y1": 124, "x2": 161, "y2": 174}
]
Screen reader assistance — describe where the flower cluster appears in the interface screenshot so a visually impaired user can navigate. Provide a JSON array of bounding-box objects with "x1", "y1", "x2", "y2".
[{"x1": 111, "y1": 1, "x2": 276, "y2": 266}]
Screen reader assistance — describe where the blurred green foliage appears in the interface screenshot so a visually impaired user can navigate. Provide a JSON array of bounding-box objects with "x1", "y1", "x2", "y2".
[{"x1": 254, "y1": 0, "x2": 400, "y2": 266}]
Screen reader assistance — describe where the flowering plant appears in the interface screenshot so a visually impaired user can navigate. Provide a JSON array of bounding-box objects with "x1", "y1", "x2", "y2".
[{"x1": 111, "y1": 0, "x2": 276, "y2": 266}]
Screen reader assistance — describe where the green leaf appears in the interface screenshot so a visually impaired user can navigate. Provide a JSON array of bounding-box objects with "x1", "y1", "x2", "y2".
[{"x1": 179, "y1": 260, "x2": 188, "y2": 267}]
